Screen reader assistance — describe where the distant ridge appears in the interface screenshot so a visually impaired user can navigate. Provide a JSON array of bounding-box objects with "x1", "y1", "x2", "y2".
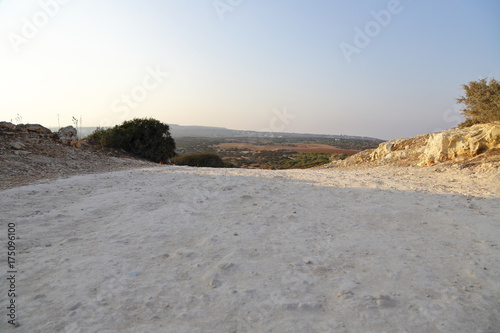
[{"x1": 168, "y1": 124, "x2": 383, "y2": 141}]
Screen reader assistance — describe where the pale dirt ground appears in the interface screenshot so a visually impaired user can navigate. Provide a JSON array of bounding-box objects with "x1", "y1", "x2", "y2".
[{"x1": 1, "y1": 164, "x2": 499, "y2": 332}]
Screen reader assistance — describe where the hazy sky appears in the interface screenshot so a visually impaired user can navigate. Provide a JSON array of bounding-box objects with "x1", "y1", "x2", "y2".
[{"x1": 1, "y1": 0, "x2": 499, "y2": 139}]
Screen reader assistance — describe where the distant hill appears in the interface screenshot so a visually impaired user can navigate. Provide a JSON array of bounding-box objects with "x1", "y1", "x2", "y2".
[{"x1": 168, "y1": 124, "x2": 383, "y2": 141}]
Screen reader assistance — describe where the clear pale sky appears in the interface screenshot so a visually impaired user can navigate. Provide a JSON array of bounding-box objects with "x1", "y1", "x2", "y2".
[{"x1": 1, "y1": 0, "x2": 499, "y2": 139}]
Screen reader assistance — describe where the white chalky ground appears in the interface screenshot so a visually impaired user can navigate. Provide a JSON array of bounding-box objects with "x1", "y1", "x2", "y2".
[{"x1": 1, "y1": 165, "x2": 499, "y2": 332}]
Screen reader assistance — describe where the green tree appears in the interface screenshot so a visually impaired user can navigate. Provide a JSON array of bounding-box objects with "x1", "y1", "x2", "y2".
[
  {"x1": 457, "y1": 77, "x2": 500, "y2": 127},
  {"x1": 90, "y1": 118, "x2": 176, "y2": 163}
]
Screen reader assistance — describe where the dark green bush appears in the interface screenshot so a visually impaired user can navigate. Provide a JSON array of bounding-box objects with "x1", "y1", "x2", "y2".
[
  {"x1": 172, "y1": 153, "x2": 229, "y2": 168},
  {"x1": 89, "y1": 118, "x2": 176, "y2": 163}
]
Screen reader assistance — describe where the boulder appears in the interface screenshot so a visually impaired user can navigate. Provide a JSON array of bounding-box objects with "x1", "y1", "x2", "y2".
[
  {"x1": 25, "y1": 124, "x2": 52, "y2": 134},
  {"x1": 58, "y1": 126, "x2": 79, "y2": 146}
]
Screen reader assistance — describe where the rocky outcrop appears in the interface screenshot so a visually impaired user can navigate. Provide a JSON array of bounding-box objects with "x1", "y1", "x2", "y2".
[
  {"x1": 0, "y1": 122, "x2": 80, "y2": 146},
  {"x1": 15, "y1": 123, "x2": 52, "y2": 134},
  {"x1": 332, "y1": 123, "x2": 500, "y2": 168}
]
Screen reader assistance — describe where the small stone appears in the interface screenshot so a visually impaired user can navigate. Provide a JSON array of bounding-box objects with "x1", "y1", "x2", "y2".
[
  {"x1": 14, "y1": 150, "x2": 30, "y2": 156},
  {"x1": 208, "y1": 278, "x2": 222, "y2": 288},
  {"x1": 374, "y1": 295, "x2": 395, "y2": 307},
  {"x1": 11, "y1": 142, "x2": 25, "y2": 150},
  {"x1": 218, "y1": 262, "x2": 236, "y2": 270},
  {"x1": 337, "y1": 290, "x2": 355, "y2": 299}
]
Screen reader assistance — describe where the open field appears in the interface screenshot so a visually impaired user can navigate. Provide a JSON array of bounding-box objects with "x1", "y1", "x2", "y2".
[{"x1": 214, "y1": 142, "x2": 360, "y2": 155}]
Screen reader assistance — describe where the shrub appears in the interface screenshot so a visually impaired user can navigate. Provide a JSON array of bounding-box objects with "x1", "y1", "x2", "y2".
[
  {"x1": 457, "y1": 77, "x2": 500, "y2": 127},
  {"x1": 331, "y1": 153, "x2": 348, "y2": 161},
  {"x1": 172, "y1": 153, "x2": 229, "y2": 168},
  {"x1": 88, "y1": 127, "x2": 109, "y2": 142},
  {"x1": 89, "y1": 118, "x2": 176, "y2": 163}
]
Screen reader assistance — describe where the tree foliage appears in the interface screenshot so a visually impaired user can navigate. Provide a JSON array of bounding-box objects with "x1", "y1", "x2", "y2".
[
  {"x1": 457, "y1": 77, "x2": 500, "y2": 127},
  {"x1": 90, "y1": 118, "x2": 176, "y2": 163}
]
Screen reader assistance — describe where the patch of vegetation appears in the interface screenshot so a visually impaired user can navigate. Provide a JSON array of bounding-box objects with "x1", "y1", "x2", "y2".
[
  {"x1": 89, "y1": 118, "x2": 176, "y2": 163},
  {"x1": 457, "y1": 77, "x2": 500, "y2": 127},
  {"x1": 271, "y1": 152, "x2": 347, "y2": 169},
  {"x1": 171, "y1": 153, "x2": 234, "y2": 168},
  {"x1": 277, "y1": 153, "x2": 332, "y2": 169}
]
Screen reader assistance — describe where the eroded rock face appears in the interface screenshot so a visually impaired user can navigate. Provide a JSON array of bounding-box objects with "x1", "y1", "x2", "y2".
[
  {"x1": 421, "y1": 123, "x2": 500, "y2": 165},
  {"x1": 369, "y1": 134, "x2": 430, "y2": 163}
]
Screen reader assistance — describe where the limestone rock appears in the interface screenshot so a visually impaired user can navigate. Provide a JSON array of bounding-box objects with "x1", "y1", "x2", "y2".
[
  {"x1": 369, "y1": 134, "x2": 429, "y2": 163},
  {"x1": 58, "y1": 126, "x2": 79, "y2": 147},
  {"x1": 334, "y1": 122, "x2": 500, "y2": 167},
  {"x1": 421, "y1": 123, "x2": 500, "y2": 165}
]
